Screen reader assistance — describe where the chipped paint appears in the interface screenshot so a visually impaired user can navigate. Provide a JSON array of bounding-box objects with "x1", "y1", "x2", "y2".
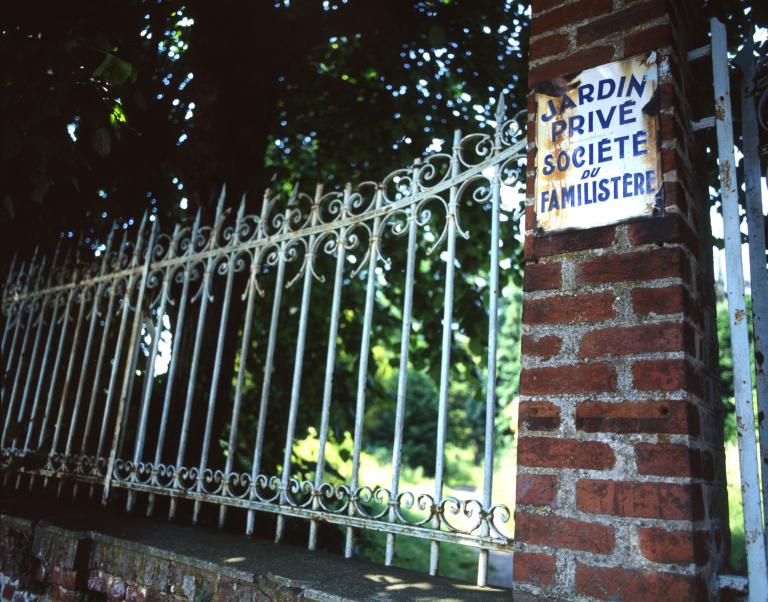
[
  {"x1": 735, "y1": 308, "x2": 746, "y2": 324},
  {"x1": 715, "y1": 96, "x2": 727, "y2": 121},
  {"x1": 534, "y1": 53, "x2": 664, "y2": 234}
]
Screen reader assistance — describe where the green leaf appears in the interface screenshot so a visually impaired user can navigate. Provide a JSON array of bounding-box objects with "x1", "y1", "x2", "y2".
[
  {"x1": 91, "y1": 127, "x2": 111, "y2": 157},
  {"x1": 92, "y1": 54, "x2": 134, "y2": 86}
]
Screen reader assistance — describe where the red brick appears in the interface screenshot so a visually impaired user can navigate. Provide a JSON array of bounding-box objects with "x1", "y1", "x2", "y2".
[
  {"x1": 523, "y1": 292, "x2": 615, "y2": 325},
  {"x1": 633, "y1": 359, "x2": 703, "y2": 397},
  {"x1": 531, "y1": 33, "x2": 569, "y2": 61},
  {"x1": 576, "y1": 479, "x2": 703, "y2": 520},
  {"x1": 513, "y1": 551, "x2": 556, "y2": 587},
  {"x1": 635, "y1": 442, "x2": 697, "y2": 477},
  {"x1": 523, "y1": 262, "x2": 561, "y2": 292},
  {"x1": 532, "y1": 0, "x2": 569, "y2": 12},
  {"x1": 515, "y1": 512, "x2": 615, "y2": 554},
  {"x1": 577, "y1": 247, "x2": 690, "y2": 285},
  {"x1": 632, "y1": 285, "x2": 688, "y2": 316},
  {"x1": 530, "y1": 46, "x2": 615, "y2": 87},
  {"x1": 638, "y1": 527, "x2": 708, "y2": 565},
  {"x1": 531, "y1": 0, "x2": 613, "y2": 37},
  {"x1": 51, "y1": 567, "x2": 78, "y2": 591},
  {"x1": 578, "y1": 322, "x2": 691, "y2": 358},
  {"x1": 516, "y1": 474, "x2": 557, "y2": 507},
  {"x1": 625, "y1": 23, "x2": 674, "y2": 56},
  {"x1": 524, "y1": 226, "x2": 616, "y2": 260},
  {"x1": 521, "y1": 334, "x2": 562, "y2": 360},
  {"x1": 575, "y1": 563, "x2": 700, "y2": 600},
  {"x1": 628, "y1": 214, "x2": 698, "y2": 255},
  {"x1": 520, "y1": 363, "x2": 617, "y2": 395},
  {"x1": 576, "y1": 0, "x2": 667, "y2": 45},
  {"x1": 519, "y1": 401, "x2": 561, "y2": 430},
  {"x1": 575, "y1": 400, "x2": 693, "y2": 434},
  {"x1": 524, "y1": 202, "x2": 535, "y2": 231},
  {"x1": 518, "y1": 437, "x2": 615, "y2": 470},
  {"x1": 662, "y1": 180, "x2": 689, "y2": 213}
]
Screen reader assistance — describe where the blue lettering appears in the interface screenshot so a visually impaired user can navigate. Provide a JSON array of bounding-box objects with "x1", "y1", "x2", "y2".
[
  {"x1": 597, "y1": 78, "x2": 616, "y2": 100},
  {"x1": 548, "y1": 188, "x2": 560, "y2": 211},
  {"x1": 552, "y1": 120, "x2": 567, "y2": 141},
  {"x1": 646, "y1": 170, "x2": 656, "y2": 193},
  {"x1": 626, "y1": 74, "x2": 647, "y2": 98},
  {"x1": 623, "y1": 172, "x2": 633, "y2": 197},
  {"x1": 562, "y1": 186, "x2": 575, "y2": 208},
  {"x1": 542, "y1": 153, "x2": 555, "y2": 176},
  {"x1": 573, "y1": 146, "x2": 586, "y2": 168},
  {"x1": 619, "y1": 100, "x2": 636, "y2": 125},
  {"x1": 598, "y1": 138, "x2": 612, "y2": 163},
  {"x1": 633, "y1": 130, "x2": 648, "y2": 156},
  {"x1": 598, "y1": 179, "x2": 610, "y2": 201}
]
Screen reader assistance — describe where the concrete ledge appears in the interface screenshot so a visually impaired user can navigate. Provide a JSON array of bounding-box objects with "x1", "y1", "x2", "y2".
[{"x1": 0, "y1": 494, "x2": 514, "y2": 601}]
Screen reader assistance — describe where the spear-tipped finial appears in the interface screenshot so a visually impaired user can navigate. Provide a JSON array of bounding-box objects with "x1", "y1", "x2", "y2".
[
  {"x1": 215, "y1": 183, "x2": 227, "y2": 219},
  {"x1": 193, "y1": 206, "x2": 202, "y2": 229},
  {"x1": 52, "y1": 238, "x2": 62, "y2": 260},
  {"x1": 35, "y1": 255, "x2": 48, "y2": 288},
  {"x1": 118, "y1": 226, "x2": 129, "y2": 255},
  {"x1": 287, "y1": 184, "x2": 300, "y2": 208},
  {"x1": 237, "y1": 193, "x2": 246, "y2": 220},
  {"x1": 138, "y1": 211, "x2": 148, "y2": 234},
  {"x1": 259, "y1": 188, "x2": 271, "y2": 222},
  {"x1": 105, "y1": 223, "x2": 116, "y2": 252},
  {"x1": 150, "y1": 213, "x2": 160, "y2": 237},
  {"x1": 495, "y1": 92, "x2": 507, "y2": 123}
]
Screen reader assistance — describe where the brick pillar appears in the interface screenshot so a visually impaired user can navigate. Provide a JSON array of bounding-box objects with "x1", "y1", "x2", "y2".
[{"x1": 513, "y1": 1, "x2": 726, "y2": 600}]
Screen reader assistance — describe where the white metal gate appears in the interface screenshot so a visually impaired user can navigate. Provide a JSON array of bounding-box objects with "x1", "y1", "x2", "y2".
[
  {"x1": 0, "y1": 99, "x2": 526, "y2": 587},
  {"x1": 700, "y1": 17, "x2": 768, "y2": 602}
]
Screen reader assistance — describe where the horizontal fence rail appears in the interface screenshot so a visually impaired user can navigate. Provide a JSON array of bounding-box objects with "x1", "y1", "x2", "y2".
[{"x1": 0, "y1": 99, "x2": 525, "y2": 586}]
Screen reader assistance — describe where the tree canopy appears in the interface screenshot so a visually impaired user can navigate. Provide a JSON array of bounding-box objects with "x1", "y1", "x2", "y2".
[{"x1": 0, "y1": 0, "x2": 531, "y2": 260}]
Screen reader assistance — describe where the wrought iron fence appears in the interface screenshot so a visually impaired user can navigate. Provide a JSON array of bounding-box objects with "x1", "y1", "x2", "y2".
[{"x1": 0, "y1": 98, "x2": 525, "y2": 587}]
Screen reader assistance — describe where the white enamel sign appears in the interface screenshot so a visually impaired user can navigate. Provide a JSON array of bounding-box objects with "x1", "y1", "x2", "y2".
[{"x1": 534, "y1": 52, "x2": 664, "y2": 234}]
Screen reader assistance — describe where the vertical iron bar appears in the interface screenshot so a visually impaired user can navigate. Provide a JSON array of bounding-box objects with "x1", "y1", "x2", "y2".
[
  {"x1": 169, "y1": 192, "x2": 225, "y2": 520},
  {"x1": 478, "y1": 100, "x2": 505, "y2": 587},
  {"x1": 711, "y1": 17, "x2": 768, "y2": 601},
  {"x1": 385, "y1": 168, "x2": 421, "y2": 567},
  {"x1": 102, "y1": 217, "x2": 158, "y2": 505},
  {"x1": 94, "y1": 218, "x2": 149, "y2": 491},
  {"x1": 430, "y1": 131, "x2": 461, "y2": 576},
  {"x1": 23, "y1": 252, "x2": 65, "y2": 455},
  {"x1": 308, "y1": 184, "x2": 351, "y2": 551},
  {"x1": 126, "y1": 224, "x2": 179, "y2": 512},
  {"x1": 344, "y1": 188, "x2": 383, "y2": 557},
  {"x1": 241, "y1": 191, "x2": 286, "y2": 533},
  {"x1": 49, "y1": 279, "x2": 90, "y2": 462},
  {"x1": 69, "y1": 230, "x2": 119, "y2": 499},
  {"x1": 12, "y1": 247, "x2": 59, "y2": 451},
  {"x1": 220, "y1": 252, "x2": 262, "y2": 529},
  {"x1": 192, "y1": 199, "x2": 242, "y2": 525},
  {"x1": 737, "y1": 38, "x2": 768, "y2": 549},
  {"x1": 78, "y1": 229, "x2": 126, "y2": 464},
  {"x1": 64, "y1": 231, "x2": 115, "y2": 462},
  {"x1": 2, "y1": 256, "x2": 44, "y2": 448},
  {"x1": 37, "y1": 259, "x2": 78, "y2": 453},
  {"x1": 1, "y1": 258, "x2": 31, "y2": 410},
  {"x1": 0, "y1": 254, "x2": 18, "y2": 356},
  {"x1": 147, "y1": 212, "x2": 200, "y2": 517},
  {"x1": 275, "y1": 184, "x2": 322, "y2": 543}
]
